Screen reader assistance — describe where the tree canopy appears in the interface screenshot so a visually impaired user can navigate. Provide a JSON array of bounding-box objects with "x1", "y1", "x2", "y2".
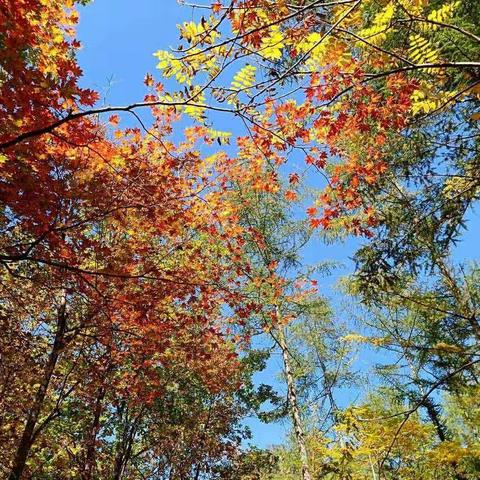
[{"x1": 1, "y1": 0, "x2": 479, "y2": 479}]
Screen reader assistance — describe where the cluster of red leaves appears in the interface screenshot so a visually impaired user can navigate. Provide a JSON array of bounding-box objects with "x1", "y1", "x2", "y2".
[
  {"x1": 308, "y1": 70, "x2": 418, "y2": 234},
  {"x1": 227, "y1": 0, "x2": 296, "y2": 49},
  {"x1": 225, "y1": 61, "x2": 417, "y2": 235},
  {"x1": 1, "y1": 2, "x2": 264, "y2": 475}
]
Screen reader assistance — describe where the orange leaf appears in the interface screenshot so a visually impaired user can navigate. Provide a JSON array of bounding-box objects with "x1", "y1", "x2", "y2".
[
  {"x1": 109, "y1": 114, "x2": 120, "y2": 126},
  {"x1": 289, "y1": 172, "x2": 300, "y2": 185},
  {"x1": 306, "y1": 207, "x2": 318, "y2": 217},
  {"x1": 212, "y1": 1, "x2": 222, "y2": 13},
  {"x1": 144, "y1": 73, "x2": 154, "y2": 87},
  {"x1": 285, "y1": 190, "x2": 297, "y2": 201}
]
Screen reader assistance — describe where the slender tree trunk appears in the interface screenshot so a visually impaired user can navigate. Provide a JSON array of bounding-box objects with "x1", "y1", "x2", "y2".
[
  {"x1": 113, "y1": 444, "x2": 126, "y2": 480},
  {"x1": 368, "y1": 454, "x2": 378, "y2": 480},
  {"x1": 113, "y1": 428, "x2": 135, "y2": 480},
  {"x1": 422, "y1": 397, "x2": 447, "y2": 442},
  {"x1": 112, "y1": 402, "x2": 128, "y2": 480},
  {"x1": 113, "y1": 406, "x2": 140, "y2": 480},
  {"x1": 8, "y1": 294, "x2": 67, "y2": 480},
  {"x1": 82, "y1": 383, "x2": 107, "y2": 480},
  {"x1": 277, "y1": 322, "x2": 312, "y2": 480},
  {"x1": 421, "y1": 397, "x2": 467, "y2": 480}
]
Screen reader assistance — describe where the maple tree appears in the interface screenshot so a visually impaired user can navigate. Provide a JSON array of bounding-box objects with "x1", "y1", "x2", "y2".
[{"x1": 0, "y1": 1, "x2": 267, "y2": 478}]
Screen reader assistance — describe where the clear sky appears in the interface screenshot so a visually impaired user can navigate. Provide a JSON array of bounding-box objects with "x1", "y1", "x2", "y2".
[{"x1": 76, "y1": 0, "x2": 480, "y2": 450}]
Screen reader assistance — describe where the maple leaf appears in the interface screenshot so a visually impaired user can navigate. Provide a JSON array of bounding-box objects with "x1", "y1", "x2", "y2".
[
  {"x1": 306, "y1": 207, "x2": 318, "y2": 217},
  {"x1": 109, "y1": 114, "x2": 120, "y2": 126},
  {"x1": 79, "y1": 89, "x2": 99, "y2": 106},
  {"x1": 289, "y1": 172, "x2": 300, "y2": 185},
  {"x1": 212, "y1": 1, "x2": 222, "y2": 13},
  {"x1": 284, "y1": 190, "x2": 297, "y2": 201},
  {"x1": 144, "y1": 73, "x2": 154, "y2": 86}
]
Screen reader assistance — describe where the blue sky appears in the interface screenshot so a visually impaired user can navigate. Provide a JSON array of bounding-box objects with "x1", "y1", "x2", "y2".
[
  {"x1": 76, "y1": 0, "x2": 480, "y2": 450},
  {"x1": 77, "y1": 1, "x2": 182, "y2": 104}
]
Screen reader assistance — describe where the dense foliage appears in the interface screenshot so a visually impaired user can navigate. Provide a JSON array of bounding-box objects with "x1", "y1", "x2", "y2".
[{"x1": 1, "y1": 0, "x2": 479, "y2": 479}]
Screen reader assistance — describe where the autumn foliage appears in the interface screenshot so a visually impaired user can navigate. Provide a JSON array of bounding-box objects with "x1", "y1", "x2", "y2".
[
  {"x1": 1, "y1": 0, "x2": 480, "y2": 479},
  {"x1": 0, "y1": 1, "x2": 262, "y2": 478}
]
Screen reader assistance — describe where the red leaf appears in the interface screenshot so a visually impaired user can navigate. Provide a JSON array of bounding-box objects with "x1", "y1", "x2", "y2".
[
  {"x1": 306, "y1": 207, "x2": 318, "y2": 217},
  {"x1": 109, "y1": 114, "x2": 120, "y2": 126},
  {"x1": 212, "y1": 1, "x2": 222, "y2": 13},
  {"x1": 285, "y1": 190, "x2": 297, "y2": 201},
  {"x1": 144, "y1": 73, "x2": 154, "y2": 87},
  {"x1": 289, "y1": 172, "x2": 300, "y2": 185}
]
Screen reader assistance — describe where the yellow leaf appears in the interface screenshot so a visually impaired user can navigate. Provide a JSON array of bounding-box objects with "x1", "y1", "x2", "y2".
[
  {"x1": 260, "y1": 25, "x2": 285, "y2": 60},
  {"x1": 358, "y1": 2, "x2": 395, "y2": 46},
  {"x1": 231, "y1": 64, "x2": 256, "y2": 91}
]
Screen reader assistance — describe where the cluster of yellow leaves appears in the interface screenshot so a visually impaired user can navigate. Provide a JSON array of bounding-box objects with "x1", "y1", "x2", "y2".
[
  {"x1": 427, "y1": 441, "x2": 472, "y2": 465},
  {"x1": 408, "y1": 34, "x2": 440, "y2": 66},
  {"x1": 179, "y1": 19, "x2": 220, "y2": 44},
  {"x1": 154, "y1": 44, "x2": 219, "y2": 85},
  {"x1": 332, "y1": 1, "x2": 363, "y2": 28},
  {"x1": 341, "y1": 333, "x2": 393, "y2": 347},
  {"x1": 341, "y1": 333, "x2": 368, "y2": 343},
  {"x1": 431, "y1": 342, "x2": 464, "y2": 354},
  {"x1": 399, "y1": 0, "x2": 428, "y2": 15},
  {"x1": 297, "y1": 32, "x2": 332, "y2": 69},
  {"x1": 326, "y1": 405, "x2": 436, "y2": 479},
  {"x1": 424, "y1": 1, "x2": 461, "y2": 30},
  {"x1": 410, "y1": 80, "x2": 458, "y2": 115},
  {"x1": 231, "y1": 64, "x2": 257, "y2": 92},
  {"x1": 184, "y1": 87, "x2": 207, "y2": 121},
  {"x1": 346, "y1": 0, "x2": 464, "y2": 119},
  {"x1": 298, "y1": 398, "x2": 480, "y2": 479},
  {"x1": 443, "y1": 163, "x2": 480, "y2": 199},
  {"x1": 260, "y1": 25, "x2": 285, "y2": 60},
  {"x1": 153, "y1": 50, "x2": 186, "y2": 82},
  {"x1": 358, "y1": 1, "x2": 395, "y2": 46},
  {"x1": 208, "y1": 129, "x2": 231, "y2": 144}
]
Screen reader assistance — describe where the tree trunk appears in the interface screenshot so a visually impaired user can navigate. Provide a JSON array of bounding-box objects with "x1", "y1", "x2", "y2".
[
  {"x1": 422, "y1": 397, "x2": 448, "y2": 442},
  {"x1": 277, "y1": 323, "x2": 312, "y2": 480},
  {"x1": 82, "y1": 383, "x2": 107, "y2": 480},
  {"x1": 8, "y1": 294, "x2": 67, "y2": 480},
  {"x1": 113, "y1": 428, "x2": 135, "y2": 480},
  {"x1": 421, "y1": 397, "x2": 467, "y2": 480},
  {"x1": 112, "y1": 405, "x2": 140, "y2": 480}
]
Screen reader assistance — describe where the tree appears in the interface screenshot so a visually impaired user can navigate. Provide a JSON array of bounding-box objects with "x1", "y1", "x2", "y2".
[
  {"x1": 147, "y1": 1, "x2": 480, "y2": 476},
  {"x1": 2, "y1": 0, "x2": 480, "y2": 478},
  {"x1": 224, "y1": 170, "x2": 358, "y2": 480},
  {"x1": 0, "y1": 1, "x2": 266, "y2": 477}
]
